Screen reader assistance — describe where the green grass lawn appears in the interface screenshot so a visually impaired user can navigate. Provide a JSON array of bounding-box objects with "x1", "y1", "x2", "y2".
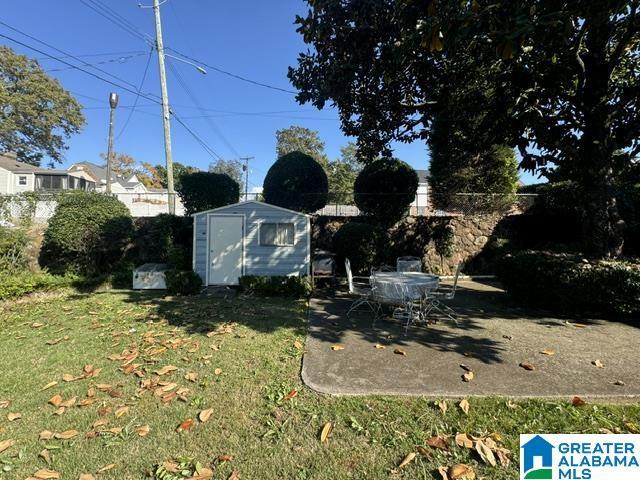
[{"x1": 0, "y1": 290, "x2": 638, "y2": 479}]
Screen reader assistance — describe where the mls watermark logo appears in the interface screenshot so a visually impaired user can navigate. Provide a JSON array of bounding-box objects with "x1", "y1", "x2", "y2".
[{"x1": 520, "y1": 434, "x2": 640, "y2": 479}]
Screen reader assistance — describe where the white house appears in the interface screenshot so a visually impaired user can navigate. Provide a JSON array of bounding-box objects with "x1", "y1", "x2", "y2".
[
  {"x1": 410, "y1": 169, "x2": 430, "y2": 215},
  {"x1": 0, "y1": 152, "x2": 94, "y2": 195},
  {"x1": 67, "y1": 161, "x2": 148, "y2": 194}
]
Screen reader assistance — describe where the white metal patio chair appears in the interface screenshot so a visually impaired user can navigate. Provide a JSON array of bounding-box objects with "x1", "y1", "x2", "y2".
[
  {"x1": 397, "y1": 256, "x2": 422, "y2": 272},
  {"x1": 371, "y1": 272, "x2": 421, "y2": 335},
  {"x1": 345, "y1": 258, "x2": 379, "y2": 317},
  {"x1": 424, "y1": 263, "x2": 463, "y2": 324}
]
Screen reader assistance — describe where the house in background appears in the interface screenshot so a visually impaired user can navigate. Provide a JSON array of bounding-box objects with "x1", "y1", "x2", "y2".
[
  {"x1": 0, "y1": 152, "x2": 94, "y2": 195},
  {"x1": 67, "y1": 161, "x2": 148, "y2": 194},
  {"x1": 410, "y1": 169, "x2": 430, "y2": 215}
]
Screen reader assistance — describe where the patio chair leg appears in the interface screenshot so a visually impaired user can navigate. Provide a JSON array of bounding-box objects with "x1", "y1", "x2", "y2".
[{"x1": 428, "y1": 299, "x2": 459, "y2": 325}]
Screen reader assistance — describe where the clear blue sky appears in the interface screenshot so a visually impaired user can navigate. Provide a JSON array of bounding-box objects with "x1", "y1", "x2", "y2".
[{"x1": 1, "y1": 0, "x2": 538, "y2": 189}]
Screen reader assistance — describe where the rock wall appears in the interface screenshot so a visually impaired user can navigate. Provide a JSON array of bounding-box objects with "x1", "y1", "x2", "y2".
[{"x1": 311, "y1": 213, "x2": 507, "y2": 275}]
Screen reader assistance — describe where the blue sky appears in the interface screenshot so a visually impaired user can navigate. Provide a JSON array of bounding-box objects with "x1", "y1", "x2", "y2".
[{"x1": 1, "y1": 0, "x2": 538, "y2": 189}]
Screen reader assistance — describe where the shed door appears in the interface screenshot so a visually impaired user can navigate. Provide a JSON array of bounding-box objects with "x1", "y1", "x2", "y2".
[{"x1": 208, "y1": 215, "x2": 243, "y2": 285}]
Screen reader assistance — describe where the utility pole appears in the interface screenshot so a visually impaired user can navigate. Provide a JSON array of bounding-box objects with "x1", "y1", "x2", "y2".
[
  {"x1": 240, "y1": 156, "x2": 254, "y2": 201},
  {"x1": 106, "y1": 92, "x2": 119, "y2": 195},
  {"x1": 152, "y1": 0, "x2": 175, "y2": 214}
]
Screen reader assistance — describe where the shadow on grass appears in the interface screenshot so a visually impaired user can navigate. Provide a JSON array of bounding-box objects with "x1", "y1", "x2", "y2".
[{"x1": 66, "y1": 287, "x2": 307, "y2": 337}]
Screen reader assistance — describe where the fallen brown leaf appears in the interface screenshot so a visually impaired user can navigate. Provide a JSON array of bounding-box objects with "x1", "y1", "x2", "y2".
[
  {"x1": 33, "y1": 468, "x2": 60, "y2": 479},
  {"x1": 394, "y1": 348, "x2": 407, "y2": 356},
  {"x1": 48, "y1": 395, "x2": 63, "y2": 408},
  {"x1": 459, "y1": 399, "x2": 470, "y2": 415},
  {"x1": 374, "y1": 344, "x2": 386, "y2": 349},
  {"x1": 397, "y1": 452, "x2": 416, "y2": 469},
  {"x1": 592, "y1": 359, "x2": 605, "y2": 368},
  {"x1": 462, "y1": 371, "x2": 475, "y2": 382},
  {"x1": 455, "y1": 433, "x2": 474, "y2": 449},
  {"x1": 0, "y1": 400, "x2": 9, "y2": 408},
  {"x1": 184, "y1": 372, "x2": 199, "y2": 382},
  {"x1": 97, "y1": 464, "x2": 116, "y2": 473},
  {"x1": 572, "y1": 396, "x2": 587, "y2": 407},
  {"x1": 293, "y1": 340, "x2": 303, "y2": 350},
  {"x1": 54, "y1": 430, "x2": 79, "y2": 440},
  {"x1": 38, "y1": 448, "x2": 51, "y2": 464},
  {"x1": 176, "y1": 419, "x2": 195, "y2": 433},
  {"x1": 214, "y1": 368, "x2": 223, "y2": 376},
  {"x1": 41, "y1": 381, "x2": 58, "y2": 391},
  {"x1": 331, "y1": 345, "x2": 345, "y2": 351},
  {"x1": 227, "y1": 471, "x2": 240, "y2": 480},
  {"x1": 320, "y1": 422, "x2": 333, "y2": 443},
  {"x1": 426, "y1": 436, "x2": 448, "y2": 450},
  {"x1": 218, "y1": 454, "x2": 233, "y2": 462},
  {"x1": 519, "y1": 362, "x2": 535, "y2": 371},
  {"x1": 7, "y1": 412, "x2": 21, "y2": 421},
  {"x1": 199, "y1": 408, "x2": 214, "y2": 423},
  {"x1": 79, "y1": 475, "x2": 96, "y2": 480},
  {"x1": 475, "y1": 439, "x2": 497, "y2": 466},
  {"x1": 155, "y1": 365, "x2": 178, "y2": 376},
  {"x1": 437, "y1": 400, "x2": 448, "y2": 414},
  {"x1": 283, "y1": 389, "x2": 298, "y2": 401},
  {"x1": 114, "y1": 406, "x2": 129, "y2": 418},
  {"x1": 135, "y1": 425, "x2": 151, "y2": 437},
  {"x1": 39, "y1": 431, "x2": 55, "y2": 440},
  {"x1": 0, "y1": 439, "x2": 15, "y2": 453},
  {"x1": 540, "y1": 349, "x2": 555, "y2": 356},
  {"x1": 437, "y1": 466, "x2": 449, "y2": 480},
  {"x1": 448, "y1": 464, "x2": 476, "y2": 479}
]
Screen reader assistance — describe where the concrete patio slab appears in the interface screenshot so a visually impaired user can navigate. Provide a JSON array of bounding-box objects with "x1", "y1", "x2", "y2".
[{"x1": 301, "y1": 280, "x2": 640, "y2": 400}]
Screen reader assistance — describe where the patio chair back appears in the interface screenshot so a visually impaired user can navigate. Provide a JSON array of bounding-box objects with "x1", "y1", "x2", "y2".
[
  {"x1": 397, "y1": 256, "x2": 421, "y2": 272},
  {"x1": 448, "y1": 263, "x2": 463, "y2": 299},
  {"x1": 345, "y1": 258, "x2": 355, "y2": 294}
]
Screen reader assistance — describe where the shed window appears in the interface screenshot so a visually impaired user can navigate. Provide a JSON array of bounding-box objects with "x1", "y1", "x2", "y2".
[
  {"x1": 260, "y1": 223, "x2": 294, "y2": 246},
  {"x1": 17, "y1": 176, "x2": 27, "y2": 185}
]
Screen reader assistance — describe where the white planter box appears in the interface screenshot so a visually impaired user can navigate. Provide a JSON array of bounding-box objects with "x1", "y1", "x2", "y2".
[{"x1": 133, "y1": 263, "x2": 168, "y2": 290}]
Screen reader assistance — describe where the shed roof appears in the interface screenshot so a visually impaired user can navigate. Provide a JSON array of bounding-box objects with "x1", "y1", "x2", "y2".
[{"x1": 192, "y1": 200, "x2": 311, "y2": 218}]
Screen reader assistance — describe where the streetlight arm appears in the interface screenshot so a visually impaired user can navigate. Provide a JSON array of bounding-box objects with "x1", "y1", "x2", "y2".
[{"x1": 164, "y1": 53, "x2": 207, "y2": 74}]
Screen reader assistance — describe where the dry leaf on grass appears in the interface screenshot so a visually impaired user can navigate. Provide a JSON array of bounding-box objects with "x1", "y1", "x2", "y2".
[
  {"x1": 38, "y1": 449, "x2": 51, "y2": 464},
  {"x1": 135, "y1": 424, "x2": 151, "y2": 437},
  {"x1": 397, "y1": 452, "x2": 416, "y2": 469},
  {"x1": 32, "y1": 469, "x2": 60, "y2": 479},
  {"x1": 7, "y1": 412, "x2": 21, "y2": 421},
  {"x1": 320, "y1": 422, "x2": 333, "y2": 443},
  {"x1": 0, "y1": 400, "x2": 9, "y2": 408},
  {"x1": 155, "y1": 365, "x2": 178, "y2": 376},
  {"x1": 218, "y1": 454, "x2": 233, "y2": 462},
  {"x1": 455, "y1": 433, "x2": 474, "y2": 449},
  {"x1": 97, "y1": 464, "x2": 116, "y2": 473},
  {"x1": 438, "y1": 400, "x2": 448, "y2": 414},
  {"x1": 437, "y1": 466, "x2": 449, "y2": 480},
  {"x1": 459, "y1": 399, "x2": 470, "y2": 415},
  {"x1": 41, "y1": 381, "x2": 58, "y2": 391},
  {"x1": 426, "y1": 436, "x2": 449, "y2": 450},
  {"x1": 592, "y1": 359, "x2": 605, "y2": 368},
  {"x1": 0, "y1": 439, "x2": 15, "y2": 453},
  {"x1": 331, "y1": 345, "x2": 345, "y2": 351},
  {"x1": 519, "y1": 362, "x2": 535, "y2": 371},
  {"x1": 176, "y1": 419, "x2": 195, "y2": 433},
  {"x1": 214, "y1": 368, "x2": 223, "y2": 376},
  {"x1": 227, "y1": 471, "x2": 240, "y2": 480},
  {"x1": 54, "y1": 430, "x2": 79, "y2": 440},
  {"x1": 184, "y1": 372, "x2": 199, "y2": 382},
  {"x1": 448, "y1": 464, "x2": 476, "y2": 479},
  {"x1": 294, "y1": 340, "x2": 303, "y2": 350},
  {"x1": 475, "y1": 439, "x2": 497, "y2": 466},
  {"x1": 199, "y1": 408, "x2": 214, "y2": 423},
  {"x1": 114, "y1": 406, "x2": 129, "y2": 418},
  {"x1": 283, "y1": 389, "x2": 298, "y2": 401},
  {"x1": 48, "y1": 395, "x2": 62, "y2": 408},
  {"x1": 572, "y1": 396, "x2": 587, "y2": 407},
  {"x1": 79, "y1": 475, "x2": 96, "y2": 480},
  {"x1": 39, "y1": 431, "x2": 55, "y2": 440}
]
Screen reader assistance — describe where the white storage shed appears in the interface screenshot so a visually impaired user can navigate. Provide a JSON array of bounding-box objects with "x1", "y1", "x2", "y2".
[{"x1": 192, "y1": 201, "x2": 311, "y2": 286}]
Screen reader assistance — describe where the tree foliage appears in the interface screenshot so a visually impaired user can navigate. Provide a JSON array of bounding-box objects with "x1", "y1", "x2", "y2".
[
  {"x1": 289, "y1": 0, "x2": 640, "y2": 257},
  {"x1": 263, "y1": 151, "x2": 328, "y2": 213},
  {"x1": 176, "y1": 171, "x2": 240, "y2": 215},
  {"x1": 354, "y1": 158, "x2": 418, "y2": 223},
  {"x1": 0, "y1": 47, "x2": 85, "y2": 166},
  {"x1": 275, "y1": 125, "x2": 329, "y2": 169},
  {"x1": 209, "y1": 159, "x2": 245, "y2": 193},
  {"x1": 139, "y1": 162, "x2": 199, "y2": 190},
  {"x1": 39, "y1": 192, "x2": 133, "y2": 276}
]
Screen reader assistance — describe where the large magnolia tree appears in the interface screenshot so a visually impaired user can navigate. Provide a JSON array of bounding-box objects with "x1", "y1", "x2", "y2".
[{"x1": 289, "y1": 0, "x2": 640, "y2": 257}]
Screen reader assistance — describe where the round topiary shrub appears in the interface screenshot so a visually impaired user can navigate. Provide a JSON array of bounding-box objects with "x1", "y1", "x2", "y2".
[
  {"x1": 332, "y1": 222, "x2": 381, "y2": 273},
  {"x1": 263, "y1": 151, "x2": 328, "y2": 213},
  {"x1": 354, "y1": 158, "x2": 418, "y2": 223},
  {"x1": 177, "y1": 172, "x2": 239, "y2": 216},
  {"x1": 165, "y1": 270, "x2": 203, "y2": 295},
  {"x1": 39, "y1": 192, "x2": 134, "y2": 276}
]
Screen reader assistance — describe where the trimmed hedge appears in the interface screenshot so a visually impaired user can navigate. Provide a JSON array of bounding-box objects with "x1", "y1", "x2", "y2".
[
  {"x1": 332, "y1": 222, "x2": 381, "y2": 274},
  {"x1": 497, "y1": 251, "x2": 640, "y2": 317},
  {"x1": 0, "y1": 227, "x2": 29, "y2": 273},
  {"x1": 0, "y1": 272, "x2": 73, "y2": 300},
  {"x1": 263, "y1": 151, "x2": 328, "y2": 213},
  {"x1": 354, "y1": 158, "x2": 418, "y2": 223},
  {"x1": 239, "y1": 275, "x2": 311, "y2": 298},
  {"x1": 165, "y1": 270, "x2": 203, "y2": 295},
  {"x1": 177, "y1": 171, "x2": 240, "y2": 216},
  {"x1": 39, "y1": 192, "x2": 133, "y2": 276}
]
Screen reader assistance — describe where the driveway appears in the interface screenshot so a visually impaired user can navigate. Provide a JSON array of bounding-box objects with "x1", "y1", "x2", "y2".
[{"x1": 302, "y1": 280, "x2": 640, "y2": 400}]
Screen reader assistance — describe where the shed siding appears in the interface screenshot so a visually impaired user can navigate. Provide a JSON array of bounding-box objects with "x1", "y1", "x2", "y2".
[{"x1": 192, "y1": 202, "x2": 309, "y2": 284}]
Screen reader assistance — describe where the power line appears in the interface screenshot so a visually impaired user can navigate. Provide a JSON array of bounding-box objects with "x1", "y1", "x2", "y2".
[
  {"x1": 117, "y1": 48, "x2": 154, "y2": 139},
  {"x1": 166, "y1": 47, "x2": 298, "y2": 95},
  {"x1": 78, "y1": 0, "x2": 150, "y2": 44},
  {"x1": 45, "y1": 52, "x2": 148, "y2": 72},
  {"x1": 35, "y1": 50, "x2": 147, "y2": 61},
  {"x1": 167, "y1": 58, "x2": 241, "y2": 158},
  {"x1": 172, "y1": 112, "x2": 223, "y2": 161}
]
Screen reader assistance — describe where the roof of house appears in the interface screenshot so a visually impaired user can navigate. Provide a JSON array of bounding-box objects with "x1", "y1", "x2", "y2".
[
  {"x1": 416, "y1": 169, "x2": 430, "y2": 183},
  {"x1": 0, "y1": 153, "x2": 69, "y2": 175},
  {"x1": 192, "y1": 200, "x2": 311, "y2": 218},
  {"x1": 69, "y1": 161, "x2": 108, "y2": 181}
]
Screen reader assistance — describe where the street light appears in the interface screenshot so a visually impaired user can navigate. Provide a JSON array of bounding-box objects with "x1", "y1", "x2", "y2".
[
  {"x1": 106, "y1": 92, "x2": 119, "y2": 194},
  {"x1": 164, "y1": 53, "x2": 208, "y2": 75}
]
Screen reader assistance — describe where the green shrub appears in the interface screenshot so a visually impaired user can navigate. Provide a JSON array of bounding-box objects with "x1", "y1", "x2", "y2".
[
  {"x1": 0, "y1": 227, "x2": 29, "y2": 273},
  {"x1": 39, "y1": 192, "x2": 133, "y2": 276},
  {"x1": 0, "y1": 272, "x2": 73, "y2": 300},
  {"x1": 177, "y1": 172, "x2": 239, "y2": 216},
  {"x1": 263, "y1": 151, "x2": 328, "y2": 213},
  {"x1": 165, "y1": 270, "x2": 203, "y2": 295},
  {"x1": 134, "y1": 214, "x2": 193, "y2": 265},
  {"x1": 332, "y1": 222, "x2": 381, "y2": 274},
  {"x1": 497, "y1": 251, "x2": 640, "y2": 317},
  {"x1": 239, "y1": 275, "x2": 312, "y2": 297},
  {"x1": 354, "y1": 158, "x2": 418, "y2": 223}
]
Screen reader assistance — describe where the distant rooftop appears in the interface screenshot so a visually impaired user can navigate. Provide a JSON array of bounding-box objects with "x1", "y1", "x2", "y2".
[{"x1": 0, "y1": 152, "x2": 68, "y2": 174}]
